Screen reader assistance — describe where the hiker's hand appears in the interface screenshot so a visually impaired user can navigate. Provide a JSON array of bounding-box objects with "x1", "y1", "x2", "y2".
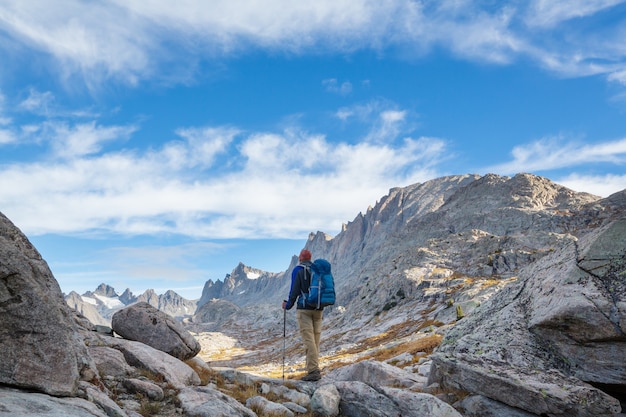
[{"x1": 282, "y1": 301, "x2": 287, "y2": 309}]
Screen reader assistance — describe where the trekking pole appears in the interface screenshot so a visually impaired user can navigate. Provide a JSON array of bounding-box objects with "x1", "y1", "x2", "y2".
[{"x1": 282, "y1": 301, "x2": 287, "y2": 381}]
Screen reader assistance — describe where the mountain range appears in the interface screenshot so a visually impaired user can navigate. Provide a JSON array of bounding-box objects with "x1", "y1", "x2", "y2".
[
  {"x1": 61, "y1": 172, "x2": 626, "y2": 414},
  {"x1": 70, "y1": 172, "x2": 603, "y2": 329},
  {"x1": 65, "y1": 283, "x2": 197, "y2": 326}
]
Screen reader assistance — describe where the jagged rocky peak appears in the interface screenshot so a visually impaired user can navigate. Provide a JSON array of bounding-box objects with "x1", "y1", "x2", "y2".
[
  {"x1": 136, "y1": 288, "x2": 159, "y2": 306},
  {"x1": 119, "y1": 288, "x2": 136, "y2": 304},
  {"x1": 197, "y1": 261, "x2": 287, "y2": 309},
  {"x1": 230, "y1": 261, "x2": 268, "y2": 280},
  {"x1": 88, "y1": 283, "x2": 118, "y2": 298}
]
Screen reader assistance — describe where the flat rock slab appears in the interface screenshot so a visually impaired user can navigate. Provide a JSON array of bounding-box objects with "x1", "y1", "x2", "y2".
[{"x1": 0, "y1": 387, "x2": 108, "y2": 417}]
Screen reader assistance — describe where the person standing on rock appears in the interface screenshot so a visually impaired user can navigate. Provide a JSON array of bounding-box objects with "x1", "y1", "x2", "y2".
[{"x1": 282, "y1": 249, "x2": 323, "y2": 381}]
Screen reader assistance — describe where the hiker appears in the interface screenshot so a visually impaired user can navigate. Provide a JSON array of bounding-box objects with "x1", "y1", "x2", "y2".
[{"x1": 282, "y1": 249, "x2": 323, "y2": 381}]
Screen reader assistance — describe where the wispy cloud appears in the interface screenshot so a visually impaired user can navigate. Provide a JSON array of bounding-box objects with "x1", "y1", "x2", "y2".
[
  {"x1": 524, "y1": 0, "x2": 624, "y2": 28},
  {"x1": 19, "y1": 89, "x2": 56, "y2": 115},
  {"x1": 47, "y1": 121, "x2": 137, "y2": 159},
  {"x1": 323, "y1": 78, "x2": 353, "y2": 95},
  {"x1": 480, "y1": 135, "x2": 626, "y2": 196},
  {"x1": 1, "y1": 1, "x2": 626, "y2": 88},
  {"x1": 485, "y1": 135, "x2": 626, "y2": 174}
]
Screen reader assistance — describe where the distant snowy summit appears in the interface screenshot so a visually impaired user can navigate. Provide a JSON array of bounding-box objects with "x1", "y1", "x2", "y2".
[{"x1": 65, "y1": 283, "x2": 197, "y2": 326}]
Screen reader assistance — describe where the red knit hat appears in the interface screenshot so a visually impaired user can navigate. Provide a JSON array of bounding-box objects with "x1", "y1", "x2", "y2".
[{"x1": 299, "y1": 249, "x2": 312, "y2": 262}]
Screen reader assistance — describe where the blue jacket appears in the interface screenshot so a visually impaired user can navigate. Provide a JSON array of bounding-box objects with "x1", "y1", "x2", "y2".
[{"x1": 285, "y1": 261, "x2": 319, "y2": 310}]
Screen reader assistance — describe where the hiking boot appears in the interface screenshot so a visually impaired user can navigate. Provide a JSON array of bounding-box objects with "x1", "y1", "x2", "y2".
[{"x1": 301, "y1": 370, "x2": 321, "y2": 381}]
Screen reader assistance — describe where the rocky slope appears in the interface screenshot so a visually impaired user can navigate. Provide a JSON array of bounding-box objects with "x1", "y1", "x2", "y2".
[{"x1": 190, "y1": 173, "x2": 626, "y2": 416}]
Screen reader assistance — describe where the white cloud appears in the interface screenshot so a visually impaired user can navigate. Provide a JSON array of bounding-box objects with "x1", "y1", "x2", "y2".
[
  {"x1": 44, "y1": 121, "x2": 137, "y2": 158},
  {"x1": 364, "y1": 109, "x2": 408, "y2": 144},
  {"x1": 485, "y1": 135, "x2": 626, "y2": 173},
  {"x1": 433, "y1": 6, "x2": 524, "y2": 64},
  {"x1": 19, "y1": 89, "x2": 55, "y2": 115},
  {"x1": 323, "y1": 78, "x2": 353, "y2": 95},
  {"x1": 174, "y1": 126, "x2": 239, "y2": 168},
  {"x1": 557, "y1": 173, "x2": 626, "y2": 197},
  {"x1": 0, "y1": 93, "x2": 13, "y2": 129},
  {"x1": 0, "y1": 129, "x2": 15, "y2": 144},
  {"x1": 608, "y1": 70, "x2": 626, "y2": 86},
  {"x1": 0, "y1": 93, "x2": 16, "y2": 144}
]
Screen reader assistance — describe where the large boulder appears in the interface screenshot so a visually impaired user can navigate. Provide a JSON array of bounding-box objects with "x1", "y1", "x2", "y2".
[
  {"x1": 428, "y1": 208, "x2": 626, "y2": 416},
  {"x1": 112, "y1": 301, "x2": 200, "y2": 360},
  {"x1": 0, "y1": 212, "x2": 91, "y2": 396}
]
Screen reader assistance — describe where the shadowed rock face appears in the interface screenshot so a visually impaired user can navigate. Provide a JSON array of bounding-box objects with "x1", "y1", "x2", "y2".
[{"x1": 0, "y1": 212, "x2": 90, "y2": 396}]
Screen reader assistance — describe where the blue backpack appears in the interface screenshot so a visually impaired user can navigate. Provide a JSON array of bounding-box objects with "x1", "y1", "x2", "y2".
[{"x1": 300, "y1": 258, "x2": 335, "y2": 309}]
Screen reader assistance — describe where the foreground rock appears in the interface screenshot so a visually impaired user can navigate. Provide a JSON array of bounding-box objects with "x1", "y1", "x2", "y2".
[
  {"x1": 112, "y1": 301, "x2": 201, "y2": 360},
  {"x1": 104, "y1": 337, "x2": 201, "y2": 388},
  {"x1": 0, "y1": 213, "x2": 92, "y2": 396},
  {"x1": 0, "y1": 388, "x2": 109, "y2": 417},
  {"x1": 428, "y1": 198, "x2": 626, "y2": 416}
]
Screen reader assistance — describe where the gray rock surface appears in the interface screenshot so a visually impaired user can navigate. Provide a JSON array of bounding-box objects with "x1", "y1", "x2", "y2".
[
  {"x1": 428, "y1": 212, "x2": 626, "y2": 416},
  {"x1": 0, "y1": 387, "x2": 110, "y2": 417},
  {"x1": 178, "y1": 386, "x2": 257, "y2": 417},
  {"x1": 332, "y1": 380, "x2": 463, "y2": 417},
  {"x1": 0, "y1": 212, "x2": 91, "y2": 396},
  {"x1": 193, "y1": 298, "x2": 241, "y2": 324},
  {"x1": 335, "y1": 380, "x2": 400, "y2": 417},
  {"x1": 310, "y1": 384, "x2": 340, "y2": 417},
  {"x1": 105, "y1": 337, "x2": 201, "y2": 388},
  {"x1": 88, "y1": 346, "x2": 133, "y2": 378},
  {"x1": 269, "y1": 384, "x2": 310, "y2": 406},
  {"x1": 324, "y1": 359, "x2": 424, "y2": 390},
  {"x1": 122, "y1": 378, "x2": 164, "y2": 401},
  {"x1": 380, "y1": 387, "x2": 463, "y2": 417},
  {"x1": 79, "y1": 382, "x2": 128, "y2": 417},
  {"x1": 246, "y1": 395, "x2": 294, "y2": 417},
  {"x1": 458, "y1": 395, "x2": 539, "y2": 417},
  {"x1": 112, "y1": 301, "x2": 200, "y2": 360}
]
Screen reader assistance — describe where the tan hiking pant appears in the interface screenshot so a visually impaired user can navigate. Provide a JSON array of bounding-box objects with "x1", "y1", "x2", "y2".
[{"x1": 296, "y1": 309, "x2": 323, "y2": 373}]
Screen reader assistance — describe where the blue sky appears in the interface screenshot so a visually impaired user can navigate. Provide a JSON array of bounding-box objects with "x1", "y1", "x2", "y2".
[{"x1": 1, "y1": 1, "x2": 625, "y2": 300}]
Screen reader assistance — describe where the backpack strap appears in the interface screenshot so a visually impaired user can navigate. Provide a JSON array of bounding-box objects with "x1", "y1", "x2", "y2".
[{"x1": 299, "y1": 263, "x2": 310, "y2": 281}]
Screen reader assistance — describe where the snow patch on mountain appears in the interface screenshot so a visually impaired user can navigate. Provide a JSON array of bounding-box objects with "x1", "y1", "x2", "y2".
[{"x1": 93, "y1": 294, "x2": 124, "y2": 309}]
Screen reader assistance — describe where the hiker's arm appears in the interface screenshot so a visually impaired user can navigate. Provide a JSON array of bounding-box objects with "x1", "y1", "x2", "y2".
[{"x1": 284, "y1": 266, "x2": 301, "y2": 309}]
